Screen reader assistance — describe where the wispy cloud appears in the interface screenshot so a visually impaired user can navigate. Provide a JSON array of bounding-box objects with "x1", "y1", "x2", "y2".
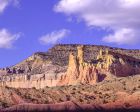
[
  {"x1": 0, "y1": 0, "x2": 19, "y2": 13},
  {"x1": 54, "y1": 0, "x2": 140, "y2": 45},
  {"x1": 39, "y1": 29, "x2": 70, "y2": 45},
  {"x1": 0, "y1": 29, "x2": 20, "y2": 49}
]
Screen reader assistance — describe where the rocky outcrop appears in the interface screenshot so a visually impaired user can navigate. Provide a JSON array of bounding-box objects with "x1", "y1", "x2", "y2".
[
  {"x1": 59, "y1": 46, "x2": 104, "y2": 85},
  {"x1": 1, "y1": 44, "x2": 140, "y2": 75},
  {"x1": 59, "y1": 46, "x2": 140, "y2": 86},
  {"x1": 1, "y1": 44, "x2": 140, "y2": 88},
  {"x1": 45, "y1": 44, "x2": 140, "y2": 66},
  {"x1": 97, "y1": 49, "x2": 140, "y2": 77}
]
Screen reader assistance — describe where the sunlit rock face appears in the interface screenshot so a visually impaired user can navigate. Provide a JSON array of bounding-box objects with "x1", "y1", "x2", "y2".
[
  {"x1": 59, "y1": 46, "x2": 104, "y2": 86},
  {"x1": 1, "y1": 44, "x2": 140, "y2": 88},
  {"x1": 59, "y1": 45, "x2": 140, "y2": 86},
  {"x1": 97, "y1": 50, "x2": 140, "y2": 77}
]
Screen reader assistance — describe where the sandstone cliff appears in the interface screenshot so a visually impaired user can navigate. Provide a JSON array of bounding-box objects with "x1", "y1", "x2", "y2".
[
  {"x1": 1, "y1": 44, "x2": 140, "y2": 75},
  {"x1": 1, "y1": 44, "x2": 140, "y2": 88},
  {"x1": 97, "y1": 49, "x2": 140, "y2": 76},
  {"x1": 58, "y1": 46, "x2": 100, "y2": 85},
  {"x1": 58, "y1": 45, "x2": 140, "y2": 86}
]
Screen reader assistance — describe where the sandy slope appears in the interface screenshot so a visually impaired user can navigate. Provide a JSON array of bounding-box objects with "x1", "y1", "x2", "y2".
[{"x1": 0, "y1": 75, "x2": 140, "y2": 111}]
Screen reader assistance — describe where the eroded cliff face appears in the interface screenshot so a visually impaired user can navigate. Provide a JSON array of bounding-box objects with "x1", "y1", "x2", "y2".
[
  {"x1": 1, "y1": 44, "x2": 140, "y2": 75},
  {"x1": 0, "y1": 52, "x2": 67, "y2": 88},
  {"x1": 58, "y1": 46, "x2": 140, "y2": 86},
  {"x1": 97, "y1": 50, "x2": 140, "y2": 77},
  {"x1": 59, "y1": 46, "x2": 104, "y2": 86},
  {"x1": 1, "y1": 44, "x2": 140, "y2": 88}
]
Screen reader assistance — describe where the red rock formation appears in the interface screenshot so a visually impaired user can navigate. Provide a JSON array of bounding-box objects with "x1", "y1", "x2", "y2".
[
  {"x1": 58, "y1": 46, "x2": 100, "y2": 85},
  {"x1": 97, "y1": 49, "x2": 140, "y2": 77},
  {"x1": 59, "y1": 46, "x2": 140, "y2": 86},
  {"x1": 1, "y1": 45, "x2": 140, "y2": 88}
]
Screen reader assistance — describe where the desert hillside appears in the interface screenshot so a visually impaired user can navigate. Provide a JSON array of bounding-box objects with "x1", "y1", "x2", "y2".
[
  {"x1": 0, "y1": 44, "x2": 140, "y2": 111},
  {"x1": 1, "y1": 44, "x2": 140, "y2": 75},
  {"x1": 0, "y1": 75, "x2": 140, "y2": 111}
]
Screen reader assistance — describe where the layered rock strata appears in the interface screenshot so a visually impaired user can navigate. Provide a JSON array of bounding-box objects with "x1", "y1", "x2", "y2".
[
  {"x1": 59, "y1": 46, "x2": 140, "y2": 85},
  {"x1": 97, "y1": 49, "x2": 140, "y2": 76},
  {"x1": 0, "y1": 44, "x2": 140, "y2": 88}
]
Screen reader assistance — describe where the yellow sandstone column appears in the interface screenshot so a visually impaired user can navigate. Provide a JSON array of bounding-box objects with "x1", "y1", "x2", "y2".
[{"x1": 77, "y1": 45, "x2": 84, "y2": 65}]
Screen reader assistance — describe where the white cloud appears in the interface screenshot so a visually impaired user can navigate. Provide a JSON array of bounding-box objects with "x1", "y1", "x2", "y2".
[
  {"x1": 0, "y1": 29, "x2": 20, "y2": 49},
  {"x1": 0, "y1": 0, "x2": 19, "y2": 13},
  {"x1": 39, "y1": 29, "x2": 70, "y2": 45},
  {"x1": 54, "y1": 0, "x2": 140, "y2": 45},
  {"x1": 103, "y1": 28, "x2": 140, "y2": 45}
]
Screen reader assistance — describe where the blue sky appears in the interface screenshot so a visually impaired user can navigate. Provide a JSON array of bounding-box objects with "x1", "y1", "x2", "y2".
[{"x1": 0, "y1": 0, "x2": 140, "y2": 67}]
